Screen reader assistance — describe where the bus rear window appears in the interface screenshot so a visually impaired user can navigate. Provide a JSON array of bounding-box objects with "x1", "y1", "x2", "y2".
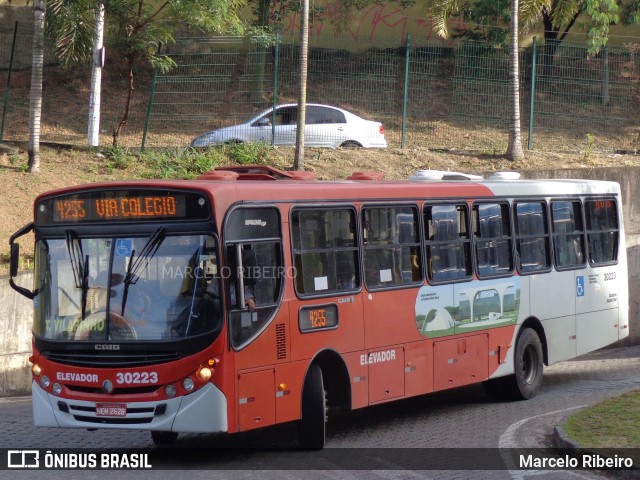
[
  {"x1": 585, "y1": 199, "x2": 619, "y2": 265},
  {"x1": 551, "y1": 200, "x2": 585, "y2": 269}
]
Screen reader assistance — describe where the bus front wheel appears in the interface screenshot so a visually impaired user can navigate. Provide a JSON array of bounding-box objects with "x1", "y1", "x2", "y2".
[
  {"x1": 483, "y1": 327, "x2": 544, "y2": 401},
  {"x1": 298, "y1": 364, "x2": 327, "y2": 449}
]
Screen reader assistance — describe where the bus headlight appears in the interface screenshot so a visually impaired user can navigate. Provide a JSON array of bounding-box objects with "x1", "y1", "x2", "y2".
[
  {"x1": 196, "y1": 367, "x2": 212, "y2": 382},
  {"x1": 165, "y1": 384, "x2": 177, "y2": 398},
  {"x1": 40, "y1": 375, "x2": 50, "y2": 388},
  {"x1": 32, "y1": 364, "x2": 42, "y2": 377},
  {"x1": 52, "y1": 383, "x2": 62, "y2": 395},
  {"x1": 182, "y1": 378, "x2": 195, "y2": 391}
]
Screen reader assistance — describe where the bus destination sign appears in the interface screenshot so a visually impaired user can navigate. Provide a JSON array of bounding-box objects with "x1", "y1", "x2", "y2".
[{"x1": 36, "y1": 190, "x2": 210, "y2": 224}]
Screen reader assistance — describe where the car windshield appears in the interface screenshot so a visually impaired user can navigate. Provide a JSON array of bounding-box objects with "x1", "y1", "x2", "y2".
[{"x1": 33, "y1": 234, "x2": 222, "y2": 342}]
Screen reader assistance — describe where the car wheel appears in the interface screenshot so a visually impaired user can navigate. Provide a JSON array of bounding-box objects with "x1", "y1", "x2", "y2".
[{"x1": 340, "y1": 141, "x2": 362, "y2": 148}]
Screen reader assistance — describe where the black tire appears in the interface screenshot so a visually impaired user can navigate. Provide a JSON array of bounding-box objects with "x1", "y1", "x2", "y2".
[
  {"x1": 483, "y1": 328, "x2": 544, "y2": 401},
  {"x1": 340, "y1": 141, "x2": 362, "y2": 148},
  {"x1": 298, "y1": 364, "x2": 327, "y2": 449},
  {"x1": 151, "y1": 431, "x2": 179, "y2": 445}
]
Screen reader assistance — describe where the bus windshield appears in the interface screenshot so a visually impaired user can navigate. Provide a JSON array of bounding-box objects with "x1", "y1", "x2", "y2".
[{"x1": 33, "y1": 233, "x2": 222, "y2": 342}]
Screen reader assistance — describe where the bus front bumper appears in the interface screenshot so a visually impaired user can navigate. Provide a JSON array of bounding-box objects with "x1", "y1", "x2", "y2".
[{"x1": 32, "y1": 381, "x2": 228, "y2": 433}]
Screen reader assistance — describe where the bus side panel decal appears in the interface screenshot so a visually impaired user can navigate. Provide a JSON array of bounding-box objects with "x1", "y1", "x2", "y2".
[{"x1": 415, "y1": 277, "x2": 522, "y2": 338}]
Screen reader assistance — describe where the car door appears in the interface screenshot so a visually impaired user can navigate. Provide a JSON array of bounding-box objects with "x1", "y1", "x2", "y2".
[
  {"x1": 250, "y1": 106, "x2": 297, "y2": 146},
  {"x1": 272, "y1": 106, "x2": 298, "y2": 146},
  {"x1": 305, "y1": 106, "x2": 349, "y2": 148}
]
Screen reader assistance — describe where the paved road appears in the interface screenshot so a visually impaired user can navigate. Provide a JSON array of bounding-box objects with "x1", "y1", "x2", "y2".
[{"x1": 1, "y1": 345, "x2": 640, "y2": 480}]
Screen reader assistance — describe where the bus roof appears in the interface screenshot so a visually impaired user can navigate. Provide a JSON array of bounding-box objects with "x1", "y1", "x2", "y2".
[{"x1": 34, "y1": 167, "x2": 621, "y2": 211}]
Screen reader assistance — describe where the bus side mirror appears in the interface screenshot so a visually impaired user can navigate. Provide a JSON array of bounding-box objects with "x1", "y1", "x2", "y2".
[
  {"x1": 10, "y1": 243, "x2": 20, "y2": 277},
  {"x1": 8, "y1": 222, "x2": 35, "y2": 299}
]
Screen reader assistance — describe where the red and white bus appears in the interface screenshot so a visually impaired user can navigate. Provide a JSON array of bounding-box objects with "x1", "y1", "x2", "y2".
[{"x1": 9, "y1": 166, "x2": 628, "y2": 448}]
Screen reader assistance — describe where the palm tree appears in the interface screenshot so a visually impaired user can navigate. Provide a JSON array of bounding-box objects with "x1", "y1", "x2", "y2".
[
  {"x1": 423, "y1": 0, "x2": 524, "y2": 160},
  {"x1": 28, "y1": 0, "x2": 46, "y2": 173},
  {"x1": 294, "y1": 0, "x2": 309, "y2": 169},
  {"x1": 506, "y1": 0, "x2": 524, "y2": 160}
]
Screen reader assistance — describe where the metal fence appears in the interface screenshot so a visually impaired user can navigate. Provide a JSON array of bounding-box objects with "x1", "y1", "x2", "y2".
[{"x1": 1, "y1": 27, "x2": 639, "y2": 154}]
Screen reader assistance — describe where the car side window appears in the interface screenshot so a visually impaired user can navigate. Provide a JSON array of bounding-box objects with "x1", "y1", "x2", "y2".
[
  {"x1": 274, "y1": 107, "x2": 297, "y2": 125},
  {"x1": 320, "y1": 107, "x2": 346, "y2": 124},
  {"x1": 307, "y1": 106, "x2": 322, "y2": 125}
]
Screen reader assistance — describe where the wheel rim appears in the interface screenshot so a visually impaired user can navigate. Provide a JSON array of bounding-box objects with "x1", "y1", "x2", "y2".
[{"x1": 521, "y1": 344, "x2": 539, "y2": 385}]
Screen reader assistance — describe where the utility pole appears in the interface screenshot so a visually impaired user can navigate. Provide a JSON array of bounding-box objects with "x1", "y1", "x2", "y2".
[
  {"x1": 293, "y1": 0, "x2": 309, "y2": 170},
  {"x1": 88, "y1": 3, "x2": 105, "y2": 147}
]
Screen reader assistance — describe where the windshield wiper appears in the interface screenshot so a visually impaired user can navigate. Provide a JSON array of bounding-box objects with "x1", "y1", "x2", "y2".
[
  {"x1": 65, "y1": 230, "x2": 90, "y2": 319},
  {"x1": 65, "y1": 229, "x2": 84, "y2": 289},
  {"x1": 121, "y1": 227, "x2": 166, "y2": 315},
  {"x1": 80, "y1": 254, "x2": 90, "y2": 320}
]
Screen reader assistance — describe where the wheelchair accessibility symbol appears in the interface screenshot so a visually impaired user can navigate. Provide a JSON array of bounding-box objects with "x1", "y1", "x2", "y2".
[
  {"x1": 576, "y1": 276, "x2": 585, "y2": 297},
  {"x1": 115, "y1": 239, "x2": 132, "y2": 257}
]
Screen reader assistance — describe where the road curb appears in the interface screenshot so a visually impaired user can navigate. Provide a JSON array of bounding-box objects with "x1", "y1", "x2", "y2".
[
  {"x1": 553, "y1": 425, "x2": 640, "y2": 479},
  {"x1": 552, "y1": 425, "x2": 580, "y2": 450}
]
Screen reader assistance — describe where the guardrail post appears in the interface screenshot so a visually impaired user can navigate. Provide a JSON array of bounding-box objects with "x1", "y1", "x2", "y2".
[
  {"x1": 271, "y1": 30, "x2": 280, "y2": 146},
  {"x1": 401, "y1": 33, "x2": 411, "y2": 149}
]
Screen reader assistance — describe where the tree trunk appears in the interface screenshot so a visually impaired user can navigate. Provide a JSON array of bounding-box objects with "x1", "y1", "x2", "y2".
[
  {"x1": 112, "y1": 54, "x2": 136, "y2": 147},
  {"x1": 506, "y1": 0, "x2": 524, "y2": 161},
  {"x1": 28, "y1": 0, "x2": 46, "y2": 173},
  {"x1": 250, "y1": 0, "x2": 271, "y2": 103},
  {"x1": 294, "y1": 0, "x2": 309, "y2": 170}
]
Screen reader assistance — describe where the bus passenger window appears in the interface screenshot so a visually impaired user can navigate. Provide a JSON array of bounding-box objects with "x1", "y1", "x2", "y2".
[
  {"x1": 362, "y1": 205, "x2": 422, "y2": 289},
  {"x1": 551, "y1": 200, "x2": 585, "y2": 269},
  {"x1": 514, "y1": 202, "x2": 551, "y2": 273},
  {"x1": 425, "y1": 204, "x2": 472, "y2": 282},
  {"x1": 472, "y1": 203, "x2": 513, "y2": 277},
  {"x1": 585, "y1": 199, "x2": 619, "y2": 265},
  {"x1": 292, "y1": 207, "x2": 360, "y2": 296}
]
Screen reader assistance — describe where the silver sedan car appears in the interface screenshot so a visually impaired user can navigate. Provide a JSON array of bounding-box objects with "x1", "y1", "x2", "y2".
[{"x1": 190, "y1": 104, "x2": 387, "y2": 149}]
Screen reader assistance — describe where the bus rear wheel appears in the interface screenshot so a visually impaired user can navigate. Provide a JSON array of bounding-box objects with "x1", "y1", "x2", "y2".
[
  {"x1": 298, "y1": 364, "x2": 327, "y2": 449},
  {"x1": 483, "y1": 327, "x2": 544, "y2": 401},
  {"x1": 151, "y1": 431, "x2": 179, "y2": 445}
]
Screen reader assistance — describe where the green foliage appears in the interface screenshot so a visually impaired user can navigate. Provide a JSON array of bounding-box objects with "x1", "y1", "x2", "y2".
[
  {"x1": 452, "y1": 0, "x2": 512, "y2": 46},
  {"x1": 102, "y1": 145, "x2": 135, "y2": 170},
  {"x1": 620, "y1": 0, "x2": 640, "y2": 24},
  {"x1": 583, "y1": 133, "x2": 597, "y2": 161},
  {"x1": 44, "y1": 0, "x2": 248, "y2": 77},
  {"x1": 250, "y1": 0, "x2": 384, "y2": 33},
  {"x1": 227, "y1": 142, "x2": 271, "y2": 165},
  {"x1": 582, "y1": 0, "x2": 620, "y2": 54},
  {"x1": 46, "y1": 0, "x2": 95, "y2": 67},
  {"x1": 422, "y1": 0, "x2": 638, "y2": 51},
  {"x1": 564, "y1": 390, "x2": 640, "y2": 448},
  {"x1": 140, "y1": 148, "x2": 225, "y2": 179}
]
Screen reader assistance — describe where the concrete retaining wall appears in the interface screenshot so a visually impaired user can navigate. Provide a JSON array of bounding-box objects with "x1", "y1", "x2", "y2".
[
  {"x1": 0, "y1": 272, "x2": 34, "y2": 396},
  {"x1": 2, "y1": 167, "x2": 639, "y2": 396}
]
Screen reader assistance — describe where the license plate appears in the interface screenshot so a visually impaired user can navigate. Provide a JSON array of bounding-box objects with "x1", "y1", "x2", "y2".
[{"x1": 96, "y1": 403, "x2": 127, "y2": 417}]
